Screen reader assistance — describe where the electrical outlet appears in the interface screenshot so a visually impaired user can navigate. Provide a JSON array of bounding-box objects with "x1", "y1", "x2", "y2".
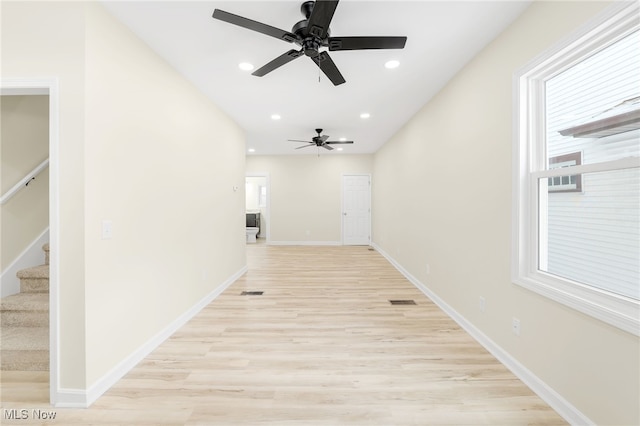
[
  {"x1": 512, "y1": 317, "x2": 521, "y2": 336},
  {"x1": 479, "y1": 296, "x2": 486, "y2": 312},
  {"x1": 305, "y1": 230, "x2": 311, "y2": 236}
]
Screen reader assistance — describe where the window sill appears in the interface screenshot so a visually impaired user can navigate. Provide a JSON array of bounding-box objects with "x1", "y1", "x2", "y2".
[{"x1": 513, "y1": 272, "x2": 639, "y2": 336}]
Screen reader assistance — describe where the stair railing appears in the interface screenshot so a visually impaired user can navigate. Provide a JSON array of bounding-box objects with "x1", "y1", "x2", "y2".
[{"x1": 0, "y1": 158, "x2": 49, "y2": 205}]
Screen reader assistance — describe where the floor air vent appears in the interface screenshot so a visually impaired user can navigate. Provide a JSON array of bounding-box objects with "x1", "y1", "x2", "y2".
[
  {"x1": 241, "y1": 291, "x2": 264, "y2": 296},
  {"x1": 389, "y1": 300, "x2": 416, "y2": 305},
  {"x1": 368, "y1": 247, "x2": 375, "y2": 251}
]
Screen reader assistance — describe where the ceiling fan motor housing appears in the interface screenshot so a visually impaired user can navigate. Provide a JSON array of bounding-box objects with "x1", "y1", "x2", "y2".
[
  {"x1": 313, "y1": 128, "x2": 325, "y2": 145},
  {"x1": 293, "y1": 1, "x2": 331, "y2": 57}
]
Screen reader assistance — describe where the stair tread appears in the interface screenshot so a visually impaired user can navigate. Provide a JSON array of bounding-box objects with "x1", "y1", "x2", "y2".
[
  {"x1": 16, "y1": 264, "x2": 49, "y2": 279},
  {"x1": 0, "y1": 293, "x2": 49, "y2": 311},
  {"x1": 0, "y1": 327, "x2": 48, "y2": 350}
]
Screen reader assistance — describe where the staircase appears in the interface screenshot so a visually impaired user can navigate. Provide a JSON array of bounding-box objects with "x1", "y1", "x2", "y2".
[{"x1": 0, "y1": 243, "x2": 49, "y2": 371}]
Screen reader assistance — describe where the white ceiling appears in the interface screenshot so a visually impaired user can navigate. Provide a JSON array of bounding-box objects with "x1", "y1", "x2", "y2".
[{"x1": 101, "y1": 1, "x2": 531, "y2": 156}]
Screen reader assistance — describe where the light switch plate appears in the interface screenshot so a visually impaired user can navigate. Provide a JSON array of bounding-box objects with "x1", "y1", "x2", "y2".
[{"x1": 102, "y1": 220, "x2": 113, "y2": 240}]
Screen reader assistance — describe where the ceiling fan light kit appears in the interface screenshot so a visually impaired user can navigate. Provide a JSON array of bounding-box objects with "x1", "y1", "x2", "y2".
[{"x1": 212, "y1": 0, "x2": 407, "y2": 86}]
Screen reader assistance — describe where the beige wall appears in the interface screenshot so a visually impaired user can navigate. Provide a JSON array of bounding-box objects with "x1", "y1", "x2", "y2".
[
  {"x1": 83, "y1": 3, "x2": 246, "y2": 386},
  {"x1": 246, "y1": 155, "x2": 373, "y2": 243},
  {"x1": 1, "y1": 95, "x2": 49, "y2": 271},
  {"x1": 372, "y1": 1, "x2": 638, "y2": 425},
  {"x1": 2, "y1": 1, "x2": 246, "y2": 393}
]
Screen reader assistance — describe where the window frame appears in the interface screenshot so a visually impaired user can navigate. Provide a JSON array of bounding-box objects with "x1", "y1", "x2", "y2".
[{"x1": 512, "y1": 1, "x2": 640, "y2": 336}]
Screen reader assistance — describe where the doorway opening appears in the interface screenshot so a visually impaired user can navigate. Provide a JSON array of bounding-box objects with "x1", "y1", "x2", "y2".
[
  {"x1": 1, "y1": 79, "x2": 59, "y2": 406},
  {"x1": 245, "y1": 173, "x2": 270, "y2": 244}
]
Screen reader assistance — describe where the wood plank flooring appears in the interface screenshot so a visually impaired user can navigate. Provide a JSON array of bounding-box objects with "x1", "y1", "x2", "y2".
[{"x1": 0, "y1": 244, "x2": 566, "y2": 425}]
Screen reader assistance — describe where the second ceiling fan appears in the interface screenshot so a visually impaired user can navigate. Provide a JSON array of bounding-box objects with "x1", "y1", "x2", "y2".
[
  {"x1": 212, "y1": 0, "x2": 407, "y2": 86},
  {"x1": 290, "y1": 129, "x2": 353, "y2": 150}
]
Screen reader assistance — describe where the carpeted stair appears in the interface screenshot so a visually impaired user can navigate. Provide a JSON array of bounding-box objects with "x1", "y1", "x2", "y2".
[{"x1": 0, "y1": 243, "x2": 49, "y2": 371}]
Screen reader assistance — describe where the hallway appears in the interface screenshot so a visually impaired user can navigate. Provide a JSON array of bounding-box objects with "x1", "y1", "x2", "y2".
[{"x1": 0, "y1": 244, "x2": 564, "y2": 424}]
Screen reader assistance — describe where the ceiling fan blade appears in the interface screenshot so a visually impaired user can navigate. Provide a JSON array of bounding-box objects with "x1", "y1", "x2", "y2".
[
  {"x1": 253, "y1": 49, "x2": 304, "y2": 77},
  {"x1": 328, "y1": 36, "x2": 407, "y2": 51},
  {"x1": 307, "y1": 0, "x2": 339, "y2": 39},
  {"x1": 320, "y1": 135, "x2": 330, "y2": 142},
  {"x1": 325, "y1": 141, "x2": 353, "y2": 144},
  {"x1": 212, "y1": 9, "x2": 299, "y2": 43},
  {"x1": 322, "y1": 144, "x2": 335, "y2": 150},
  {"x1": 310, "y1": 52, "x2": 345, "y2": 86},
  {"x1": 295, "y1": 144, "x2": 316, "y2": 149},
  {"x1": 288, "y1": 139, "x2": 312, "y2": 143}
]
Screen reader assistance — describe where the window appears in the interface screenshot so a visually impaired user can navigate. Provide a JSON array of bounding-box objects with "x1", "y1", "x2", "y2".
[{"x1": 513, "y1": 2, "x2": 640, "y2": 335}]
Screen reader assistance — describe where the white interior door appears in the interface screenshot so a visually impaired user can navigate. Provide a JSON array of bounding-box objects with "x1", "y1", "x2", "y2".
[{"x1": 342, "y1": 174, "x2": 371, "y2": 245}]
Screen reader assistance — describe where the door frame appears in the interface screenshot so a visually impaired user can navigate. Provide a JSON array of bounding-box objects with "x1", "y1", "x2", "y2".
[
  {"x1": 245, "y1": 172, "x2": 270, "y2": 243},
  {"x1": 341, "y1": 173, "x2": 372, "y2": 246},
  {"x1": 1, "y1": 78, "x2": 60, "y2": 405}
]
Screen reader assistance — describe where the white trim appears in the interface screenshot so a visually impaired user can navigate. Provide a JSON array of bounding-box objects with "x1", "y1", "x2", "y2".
[
  {"x1": 54, "y1": 265, "x2": 248, "y2": 408},
  {"x1": 54, "y1": 389, "x2": 88, "y2": 408},
  {"x1": 268, "y1": 241, "x2": 342, "y2": 246},
  {"x1": 0, "y1": 158, "x2": 49, "y2": 205},
  {"x1": 371, "y1": 242, "x2": 594, "y2": 426},
  {"x1": 514, "y1": 2, "x2": 639, "y2": 83},
  {"x1": 1, "y1": 87, "x2": 49, "y2": 96},
  {"x1": 511, "y1": 2, "x2": 640, "y2": 337},
  {"x1": 341, "y1": 173, "x2": 372, "y2": 246},
  {"x1": 1, "y1": 77, "x2": 61, "y2": 407},
  {"x1": 0, "y1": 228, "x2": 49, "y2": 298},
  {"x1": 49, "y1": 81, "x2": 61, "y2": 407},
  {"x1": 245, "y1": 172, "x2": 270, "y2": 243}
]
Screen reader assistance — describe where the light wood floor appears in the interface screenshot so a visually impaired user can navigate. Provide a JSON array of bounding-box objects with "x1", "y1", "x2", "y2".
[{"x1": 0, "y1": 244, "x2": 566, "y2": 425}]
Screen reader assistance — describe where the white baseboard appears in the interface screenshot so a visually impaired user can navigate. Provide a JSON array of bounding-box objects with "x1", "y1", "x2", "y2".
[
  {"x1": 53, "y1": 264, "x2": 249, "y2": 408},
  {"x1": 371, "y1": 242, "x2": 594, "y2": 426},
  {"x1": 0, "y1": 228, "x2": 49, "y2": 298},
  {"x1": 53, "y1": 388, "x2": 88, "y2": 408},
  {"x1": 268, "y1": 240, "x2": 341, "y2": 246}
]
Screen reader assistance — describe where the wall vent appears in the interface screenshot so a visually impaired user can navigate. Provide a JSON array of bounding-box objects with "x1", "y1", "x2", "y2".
[{"x1": 241, "y1": 291, "x2": 264, "y2": 296}]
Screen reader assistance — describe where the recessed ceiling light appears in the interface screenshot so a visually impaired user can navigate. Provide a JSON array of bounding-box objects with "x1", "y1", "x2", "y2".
[
  {"x1": 339, "y1": 137, "x2": 347, "y2": 141},
  {"x1": 271, "y1": 114, "x2": 281, "y2": 120},
  {"x1": 238, "y1": 62, "x2": 254, "y2": 71},
  {"x1": 360, "y1": 113, "x2": 371, "y2": 119},
  {"x1": 385, "y1": 60, "x2": 400, "y2": 69},
  {"x1": 248, "y1": 148, "x2": 255, "y2": 153},
  {"x1": 337, "y1": 147, "x2": 344, "y2": 151}
]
